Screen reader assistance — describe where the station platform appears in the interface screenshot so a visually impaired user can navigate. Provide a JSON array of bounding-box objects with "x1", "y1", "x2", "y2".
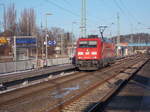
[
  {"x1": 0, "y1": 64, "x2": 75, "y2": 84},
  {"x1": 104, "y1": 59, "x2": 150, "y2": 112}
]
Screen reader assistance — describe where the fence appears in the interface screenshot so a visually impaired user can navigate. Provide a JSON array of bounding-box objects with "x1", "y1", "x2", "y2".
[
  {"x1": 47, "y1": 58, "x2": 71, "y2": 66},
  {"x1": 0, "y1": 58, "x2": 71, "y2": 74}
]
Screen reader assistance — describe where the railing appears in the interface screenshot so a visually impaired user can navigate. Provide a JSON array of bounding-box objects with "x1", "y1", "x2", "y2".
[
  {"x1": 47, "y1": 58, "x2": 71, "y2": 66},
  {"x1": 0, "y1": 58, "x2": 71, "y2": 74}
]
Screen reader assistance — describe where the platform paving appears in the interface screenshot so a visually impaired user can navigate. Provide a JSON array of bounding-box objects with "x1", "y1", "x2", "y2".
[
  {"x1": 0, "y1": 64, "x2": 75, "y2": 84},
  {"x1": 104, "y1": 60, "x2": 150, "y2": 112}
]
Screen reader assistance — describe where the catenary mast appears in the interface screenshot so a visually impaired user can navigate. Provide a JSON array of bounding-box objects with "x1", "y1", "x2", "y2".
[{"x1": 81, "y1": 0, "x2": 86, "y2": 38}]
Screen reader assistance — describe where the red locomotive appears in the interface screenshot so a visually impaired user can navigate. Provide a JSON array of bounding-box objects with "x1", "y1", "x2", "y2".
[{"x1": 74, "y1": 35, "x2": 115, "y2": 70}]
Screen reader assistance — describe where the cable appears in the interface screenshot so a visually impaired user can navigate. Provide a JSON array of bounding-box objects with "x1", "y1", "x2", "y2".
[
  {"x1": 62, "y1": 0, "x2": 72, "y2": 6},
  {"x1": 45, "y1": 0, "x2": 105, "y2": 29},
  {"x1": 113, "y1": 0, "x2": 126, "y2": 16},
  {"x1": 113, "y1": 0, "x2": 133, "y2": 24},
  {"x1": 119, "y1": 0, "x2": 139, "y2": 23},
  {"x1": 115, "y1": 0, "x2": 149, "y2": 34},
  {"x1": 44, "y1": 0, "x2": 80, "y2": 17},
  {"x1": 44, "y1": 0, "x2": 118, "y2": 36}
]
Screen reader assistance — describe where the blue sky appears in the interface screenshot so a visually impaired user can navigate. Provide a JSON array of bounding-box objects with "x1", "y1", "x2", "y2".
[{"x1": 0, "y1": 0, "x2": 150, "y2": 37}]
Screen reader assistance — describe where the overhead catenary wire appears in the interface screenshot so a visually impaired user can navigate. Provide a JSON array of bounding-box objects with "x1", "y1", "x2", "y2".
[
  {"x1": 45, "y1": 0, "x2": 133, "y2": 37},
  {"x1": 113, "y1": 0, "x2": 134, "y2": 33},
  {"x1": 62, "y1": 0, "x2": 72, "y2": 6},
  {"x1": 119, "y1": 0, "x2": 139, "y2": 24},
  {"x1": 113, "y1": 0, "x2": 126, "y2": 15},
  {"x1": 44, "y1": 0, "x2": 107, "y2": 36},
  {"x1": 113, "y1": 0, "x2": 134, "y2": 25},
  {"x1": 114, "y1": 0, "x2": 149, "y2": 34},
  {"x1": 119, "y1": 0, "x2": 148, "y2": 30},
  {"x1": 44, "y1": 0, "x2": 80, "y2": 17}
]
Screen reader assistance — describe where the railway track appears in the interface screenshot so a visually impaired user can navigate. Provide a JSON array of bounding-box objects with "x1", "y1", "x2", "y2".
[
  {"x1": 0, "y1": 64, "x2": 75, "y2": 91},
  {"x1": 61, "y1": 59, "x2": 149, "y2": 112},
  {"x1": 0, "y1": 54, "x2": 147, "y2": 112},
  {"x1": 52, "y1": 55, "x2": 149, "y2": 112},
  {"x1": 0, "y1": 55, "x2": 135, "y2": 92}
]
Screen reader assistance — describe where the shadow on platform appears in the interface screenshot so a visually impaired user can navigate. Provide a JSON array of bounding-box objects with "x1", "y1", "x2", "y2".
[{"x1": 82, "y1": 74, "x2": 150, "y2": 112}]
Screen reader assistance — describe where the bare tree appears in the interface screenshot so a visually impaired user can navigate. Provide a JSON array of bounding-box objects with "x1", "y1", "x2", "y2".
[
  {"x1": 3, "y1": 3, "x2": 17, "y2": 36},
  {"x1": 48, "y1": 27, "x2": 72, "y2": 56},
  {"x1": 19, "y1": 8, "x2": 36, "y2": 36},
  {"x1": 50, "y1": 27, "x2": 64, "y2": 38}
]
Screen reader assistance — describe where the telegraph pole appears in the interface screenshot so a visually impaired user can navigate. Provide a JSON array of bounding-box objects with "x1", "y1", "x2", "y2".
[{"x1": 81, "y1": 0, "x2": 86, "y2": 38}]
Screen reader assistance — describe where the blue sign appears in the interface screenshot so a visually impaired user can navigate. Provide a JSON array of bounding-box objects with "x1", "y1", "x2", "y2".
[
  {"x1": 16, "y1": 45, "x2": 36, "y2": 48},
  {"x1": 16, "y1": 38, "x2": 36, "y2": 44},
  {"x1": 128, "y1": 43, "x2": 150, "y2": 47},
  {"x1": 48, "y1": 40, "x2": 56, "y2": 46}
]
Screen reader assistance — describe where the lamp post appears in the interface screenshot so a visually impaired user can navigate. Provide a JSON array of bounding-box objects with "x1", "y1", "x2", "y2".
[
  {"x1": 71, "y1": 21, "x2": 77, "y2": 57},
  {"x1": 116, "y1": 13, "x2": 120, "y2": 57},
  {"x1": 45, "y1": 13, "x2": 52, "y2": 66},
  {"x1": 108, "y1": 22, "x2": 114, "y2": 39}
]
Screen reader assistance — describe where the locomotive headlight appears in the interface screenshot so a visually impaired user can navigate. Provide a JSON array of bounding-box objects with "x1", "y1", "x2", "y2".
[
  {"x1": 85, "y1": 52, "x2": 90, "y2": 55},
  {"x1": 78, "y1": 52, "x2": 84, "y2": 55},
  {"x1": 78, "y1": 57, "x2": 81, "y2": 59},
  {"x1": 92, "y1": 56, "x2": 97, "y2": 59},
  {"x1": 94, "y1": 56, "x2": 97, "y2": 59},
  {"x1": 91, "y1": 52, "x2": 97, "y2": 55}
]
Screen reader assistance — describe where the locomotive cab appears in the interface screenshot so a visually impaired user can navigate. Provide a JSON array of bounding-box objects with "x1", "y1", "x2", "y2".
[
  {"x1": 75, "y1": 36, "x2": 115, "y2": 70},
  {"x1": 75, "y1": 36, "x2": 101, "y2": 70}
]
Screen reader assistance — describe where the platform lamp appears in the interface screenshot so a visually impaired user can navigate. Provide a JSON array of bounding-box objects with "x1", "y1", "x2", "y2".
[{"x1": 45, "y1": 13, "x2": 52, "y2": 66}]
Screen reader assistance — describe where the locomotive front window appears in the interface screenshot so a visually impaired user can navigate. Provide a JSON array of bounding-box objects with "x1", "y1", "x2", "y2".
[
  {"x1": 79, "y1": 41, "x2": 88, "y2": 48},
  {"x1": 89, "y1": 41, "x2": 97, "y2": 48},
  {"x1": 79, "y1": 41, "x2": 97, "y2": 48}
]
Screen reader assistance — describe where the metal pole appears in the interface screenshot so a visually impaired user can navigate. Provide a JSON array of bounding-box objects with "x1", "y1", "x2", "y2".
[
  {"x1": 71, "y1": 22, "x2": 76, "y2": 57},
  {"x1": 41, "y1": 21, "x2": 44, "y2": 60},
  {"x1": 45, "y1": 13, "x2": 52, "y2": 66},
  {"x1": 0, "y1": 4, "x2": 5, "y2": 31},
  {"x1": 61, "y1": 34, "x2": 63, "y2": 55},
  {"x1": 71, "y1": 23, "x2": 73, "y2": 57},
  {"x1": 84, "y1": 0, "x2": 86, "y2": 38},
  {"x1": 14, "y1": 36, "x2": 17, "y2": 71},
  {"x1": 45, "y1": 14, "x2": 47, "y2": 66},
  {"x1": 27, "y1": 17, "x2": 29, "y2": 36},
  {"x1": 117, "y1": 13, "x2": 120, "y2": 56},
  {"x1": 14, "y1": 36, "x2": 16, "y2": 61},
  {"x1": 81, "y1": 0, "x2": 86, "y2": 38},
  {"x1": 130, "y1": 23, "x2": 134, "y2": 54},
  {"x1": 36, "y1": 37, "x2": 38, "y2": 69},
  {"x1": 45, "y1": 34, "x2": 48, "y2": 66},
  {"x1": 27, "y1": 49, "x2": 29, "y2": 60},
  {"x1": 80, "y1": 0, "x2": 83, "y2": 37}
]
